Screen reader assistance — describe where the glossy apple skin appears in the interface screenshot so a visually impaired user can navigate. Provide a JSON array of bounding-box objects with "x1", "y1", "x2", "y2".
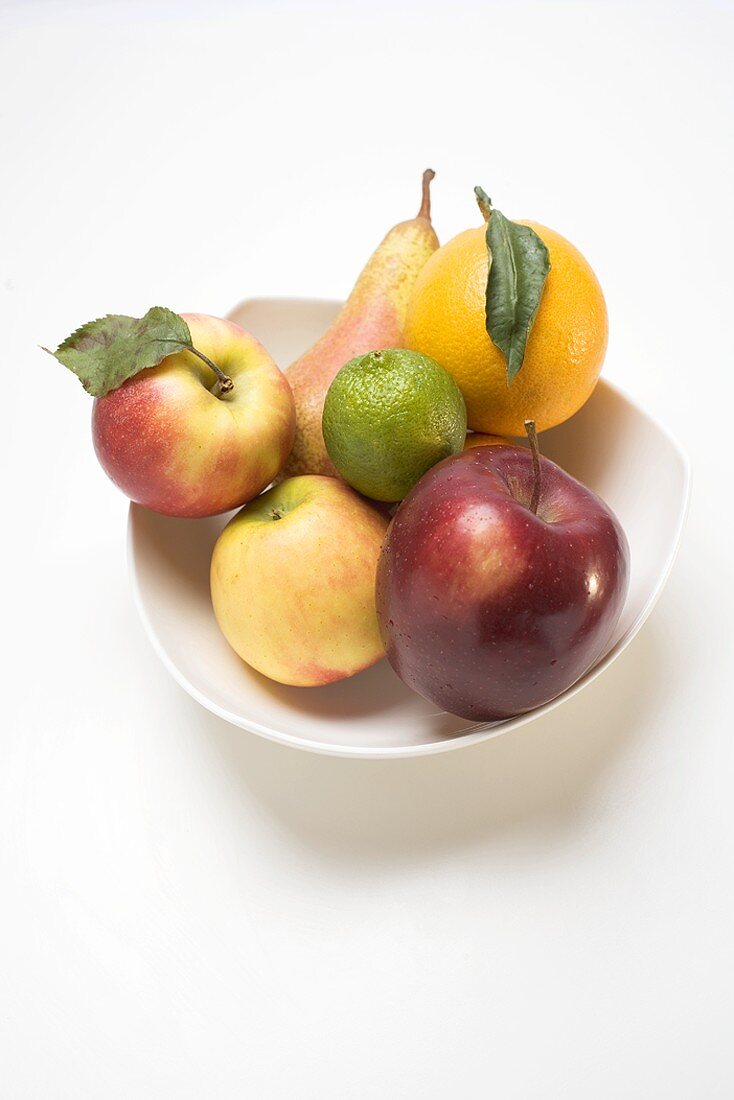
[
  {"x1": 211, "y1": 475, "x2": 389, "y2": 687},
  {"x1": 92, "y1": 314, "x2": 295, "y2": 517},
  {"x1": 376, "y1": 446, "x2": 630, "y2": 721}
]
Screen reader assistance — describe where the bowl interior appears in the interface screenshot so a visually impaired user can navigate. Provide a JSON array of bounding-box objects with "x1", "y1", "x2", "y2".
[{"x1": 128, "y1": 298, "x2": 690, "y2": 757}]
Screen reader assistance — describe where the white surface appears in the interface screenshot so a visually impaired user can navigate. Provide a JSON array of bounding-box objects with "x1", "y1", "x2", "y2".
[
  {"x1": 130, "y1": 297, "x2": 689, "y2": 757},
  {"x1": 2, "y1": 1, "x2": 733, "y2": 1096}
]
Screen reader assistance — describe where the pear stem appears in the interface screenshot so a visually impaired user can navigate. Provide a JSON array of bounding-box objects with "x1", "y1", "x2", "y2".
[
  {"x1": 188, "y1": 345, "x2": 234, "y2": 397},
  {"x1": 524, "y1": 419, "x2": 542, "y2": 515},
  {"x1": 418, "y1": 169, "x2": 435, "y2": 220}
]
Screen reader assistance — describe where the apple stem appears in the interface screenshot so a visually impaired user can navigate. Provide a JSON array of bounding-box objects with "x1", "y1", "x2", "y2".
[
  {"x1": 188, "y1": 345, "x2": 234, "y2": 397},
  {"x1": 418, "y1": 169, "x2": 435, "y2": 221},
  {"x1": 525, "y1": 419, "x2": 542, "y2": 515}
]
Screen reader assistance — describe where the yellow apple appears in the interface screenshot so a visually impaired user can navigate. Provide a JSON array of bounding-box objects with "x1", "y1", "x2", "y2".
[{"x1": 211, "y1": 476, "x2": 389, "y2": 686}]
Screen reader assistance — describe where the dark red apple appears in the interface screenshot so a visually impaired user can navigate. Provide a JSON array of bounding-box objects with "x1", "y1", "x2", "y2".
[{"x1": 376, "y1": 443, "x2": 630, "y2": 722}]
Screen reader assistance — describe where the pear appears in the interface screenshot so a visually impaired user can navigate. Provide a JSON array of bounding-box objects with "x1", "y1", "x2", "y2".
[{"x1": 283, "y1": 170, "x2": 439, "y2": 478}]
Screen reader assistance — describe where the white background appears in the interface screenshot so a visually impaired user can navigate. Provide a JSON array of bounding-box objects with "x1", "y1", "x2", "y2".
[{"x1": 2, "y1": 1, "x2": 733, "y2": 1096}]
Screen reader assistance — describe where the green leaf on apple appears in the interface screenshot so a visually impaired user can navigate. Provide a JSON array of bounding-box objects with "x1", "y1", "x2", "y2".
[
  {"x1": 474, "y1": 187, "x2": 551, "y2": 385},
  {"x1": 44, "y1": 307, "x2": 195, "y2": 397}
]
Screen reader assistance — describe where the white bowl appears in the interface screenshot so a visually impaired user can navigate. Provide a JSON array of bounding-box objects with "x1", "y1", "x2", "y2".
[{"x1": 128, "y1": 298, "x2": 690, "y2": 758}]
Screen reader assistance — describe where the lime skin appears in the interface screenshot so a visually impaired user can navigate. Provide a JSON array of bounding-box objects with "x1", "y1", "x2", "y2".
[{"x1": 322, "y1": 348, "x2": 467, "y2": 502}]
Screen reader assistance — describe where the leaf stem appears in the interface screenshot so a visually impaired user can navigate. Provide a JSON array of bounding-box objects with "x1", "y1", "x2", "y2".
[
  {"x1": 524, "y1": 419, "x2": 542, "y2": 515},
  {"x1": 188, "y1": 345, "x2": 234, "y2": 396},
  {"x1": 474, "y1": 186, "x2": 492, "y2": 222},
  {"x1": 418, "y1": 169, "x2": 435, "y2": 220}
]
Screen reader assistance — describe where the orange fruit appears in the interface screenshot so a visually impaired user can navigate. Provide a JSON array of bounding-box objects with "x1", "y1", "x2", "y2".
[
  {"x1": 463, "y1": 432, "x2": 509, "y2": 450},
  {"x1": 404, "y1": 222, "x2": 608, "y2": 436}
]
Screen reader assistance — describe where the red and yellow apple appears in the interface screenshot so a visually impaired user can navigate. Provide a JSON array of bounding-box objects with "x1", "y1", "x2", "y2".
[
  {"x1": 211, "y1": 475, "x2": 389, "y2": 686},
  {"x1": 92, "y1": 314, "x2": 295, "y2": 517}
]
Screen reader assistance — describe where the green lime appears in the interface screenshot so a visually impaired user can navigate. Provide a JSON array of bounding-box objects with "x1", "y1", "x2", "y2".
[{"x1": 322, "y1": 348, "x2": 467, "y2": 502}]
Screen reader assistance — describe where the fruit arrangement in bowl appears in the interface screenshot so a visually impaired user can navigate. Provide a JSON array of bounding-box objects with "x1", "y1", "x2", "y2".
[{"x1": 47, "y1": 172, "x2": 689, "y2": 756}]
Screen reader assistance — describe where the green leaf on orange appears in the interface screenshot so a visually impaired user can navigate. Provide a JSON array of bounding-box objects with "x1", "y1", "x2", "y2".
[
  {"x1": 44, "y1": 306, "x2": 193, "y2": 397},
  {"x1": 475, "y1": 191, "x2": 551, "y2": 385}
]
